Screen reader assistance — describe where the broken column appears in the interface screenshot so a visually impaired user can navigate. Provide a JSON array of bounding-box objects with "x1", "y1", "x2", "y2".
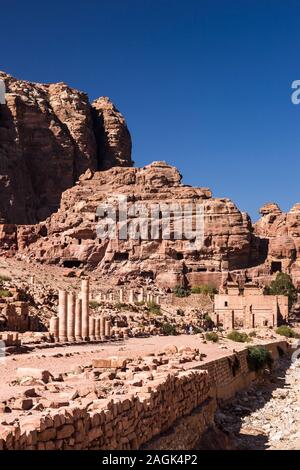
[
  {"x1": 100, "y1": 316, "x2": 106, "y2": 340},
  {"x1": 49, "y1": 316, "x2": 59, "y2": 342},
  {"x1": 67, "y1": 292, "x2": 75, "y2": 342},
  {"x1": 89, "y1": 317, "x2": 96, "y2": 341},
  {"x1": 75, "y1": 298, "x2": 82, "y2": 342},
  {"x1": 58, "y1": 290, "x2": 68, "y2": 342},
  {"x1": 95, "y1": 318, "x2": 101, "y2": 341},
  {"x1": 105, "y1": 319, "x2": 111, "y2": 338},
  {"x1": 81, "y1": 279, "x2": 89, "y2": 341},
  {"x1": 129, "y1": 289, "x2": 135, "y2": 303},
  {"x1": 137, "y1": 289, "x2": 144, "y2": 302}
]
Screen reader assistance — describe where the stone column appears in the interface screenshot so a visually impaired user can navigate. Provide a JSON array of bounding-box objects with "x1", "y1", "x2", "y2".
[
  {"x1": 100, "y1": 316, "x2": 106, "y2": 340},
  {"x1": 109, "y1": 292, "x2": 114, "y2": 302},
  {"x1": 155, "y1": 295, "x2": 160, "y2": 305},
  {"x1": 95, "y1": 318, "x2": 101, "y2": 341},
  {"x1": 105, "y1": 319, "x2": 111, "y2": 338},
  {"x1": 67, "y1": 292, "x2": 75, "y2": 342},
  {"x1": 119, "y1": 289, "x2": 124, "y2": 303},
  {"x1": 89, "y1": 317, "x2": 96, "y2": 341},
  {"x1": 231, "y1": 310, "x2": 235, "y2": 329},
  {"x1": 58, "y1": 290, "x2": 68, "y2": 342},
  {"x1": 129, "y1": 289, "x2": 135, "y2": 303},
  {"x1": 49, "y1": 316, "x2": 59, "y2": 342},
  {"x1": 273, "y1": 297, "x2": 278, "y2": 327},
  {"x1": 137, "y1": 289, "x2": 144, "y2": 302},
  {"x1": 75, "y1": 298, "x2": 82, "y2": 341},
  {"x1": 81, "y1": 279, "x2": 89, "y2": 341}
]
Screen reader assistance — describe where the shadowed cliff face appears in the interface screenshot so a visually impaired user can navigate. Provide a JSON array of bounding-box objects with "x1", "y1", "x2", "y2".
[{"x1": 0, "y1": 72, "x2": 132, "y2": 224}]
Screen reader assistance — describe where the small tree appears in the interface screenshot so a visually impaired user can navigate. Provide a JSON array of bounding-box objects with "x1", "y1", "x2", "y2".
[
  {"x1": 247, "y1": 346, "x2": 273, "y2": 372},
  {"x1": 227, "y1": 330, "x2": 250, "y2": 343},
  {"x1": 173, "y1": 285, "x2": 190, "y2": 298},
  {"x1": 191, "y1": 284, "x2": 217, "y2": 298},
  {"x1": 266, "y1": 272, "x2": 297, "y2": 309}
]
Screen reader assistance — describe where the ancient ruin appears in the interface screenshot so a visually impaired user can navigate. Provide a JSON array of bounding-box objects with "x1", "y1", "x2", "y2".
[
  {"x1": 213, "y1": 283, "x2": 289, "y2": 329},
  {"x1": 0, "y1": 71, "x2": 299, "y2": 452}
]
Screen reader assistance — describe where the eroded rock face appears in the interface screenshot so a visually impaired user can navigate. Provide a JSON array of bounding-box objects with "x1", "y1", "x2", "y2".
[
  {"x1": 254, "y1": 203, "x2": 300, "y2": 286},
  {"x1": 0, "y1": 72, "x2": 132, "y2": 223},
  {"x1": 92, "y1": 97, "x2": 132, "y2": 169},
  {"x1": 8, "y1": 162, "x2": 259, "y2": 286}
]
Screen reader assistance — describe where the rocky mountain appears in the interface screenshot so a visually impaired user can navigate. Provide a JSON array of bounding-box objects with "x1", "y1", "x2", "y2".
[
  {"x1": 0, "y1": 161, "x2": 265, "y2": 288},
  {"x1": 1, "y1": 72, "x2": 300, "y2": 291},
  {"x1": 0, "y1": 72, "x2": 132, "y2": 224}
]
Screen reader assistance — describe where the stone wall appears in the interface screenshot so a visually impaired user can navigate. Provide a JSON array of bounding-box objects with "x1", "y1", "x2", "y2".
[
  {"x1": 143, "y1": 340, "x2": 288, "y2": 449},
  {"x1": 198, "y1": 340, "x2": 288, "y2": 400},
  {"x1": 0, "y1": 340, "x2": 289, "y2": 450},
  {"x1": 0, "y1": 369, "x2": 212, "y2": 450}
]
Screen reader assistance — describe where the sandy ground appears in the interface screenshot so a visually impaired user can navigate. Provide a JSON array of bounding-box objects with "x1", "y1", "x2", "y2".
[{"x1": 0, "y1": 334, "x2": 246, "y2": 401}]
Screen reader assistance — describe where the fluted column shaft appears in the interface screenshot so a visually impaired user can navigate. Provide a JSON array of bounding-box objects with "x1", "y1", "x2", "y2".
[
  {"x1": 81, "y1": 279, "x2": 89, "y2": 341},
  {"x1": 58, "y1": 290, "x2": 68, "y2": 342},
  {"x1": 75, "y1": 298, "x2": 82, "y2": 341},
  {"x1": 50, "y1": 316, "x2": 59, "y2": 342},
  {"x1": 67, "y1": 292, "x2": 75, "y2": 342}
]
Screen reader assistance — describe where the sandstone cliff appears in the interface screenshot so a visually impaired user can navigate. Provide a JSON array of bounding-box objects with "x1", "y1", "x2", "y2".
[
  {"x1": 253, "y1": 202, "x2": 300, "y2": 284},
  {"x1": 5, "y1": 162, "x2": 262, "y2": 287},
  {"x1": 0, "y1": 72, "x2": 132, "y2": 224}
]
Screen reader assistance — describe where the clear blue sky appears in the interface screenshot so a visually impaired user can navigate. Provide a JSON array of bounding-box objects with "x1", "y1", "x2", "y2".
[{"x1": 1, "y1": 0, "x2": 299, "y2": 220}]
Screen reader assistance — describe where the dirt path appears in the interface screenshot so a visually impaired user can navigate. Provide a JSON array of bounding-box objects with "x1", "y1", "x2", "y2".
[{"x1": 216, "y1": 357, "x2": 300, "y2": 450}]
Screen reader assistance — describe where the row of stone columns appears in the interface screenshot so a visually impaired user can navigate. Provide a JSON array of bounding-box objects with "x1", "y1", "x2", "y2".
[
  {"x1": 99, "y1": 288, "x2": 160, "y2": 305},
  {"x1": 49, "y1": 279, "x2": 111, "y2": 343}
]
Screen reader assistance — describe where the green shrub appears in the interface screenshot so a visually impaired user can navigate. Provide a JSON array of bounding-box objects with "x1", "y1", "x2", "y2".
[
  {"x1": 89, "y1": 300, "x2": 100, "y2": 310},
  {"x1": 191, "y1": 284, "x2": 217, "y2": 297},
  {"x1": 173, "y1": 285, "x2": 190, "y2": 298},
  {"x1": 266, "y1": 273, "x2": 297, "y2": 309},
  {"x1": 204, "y1": 314, "x2": 212, "y2": 323},
  {"x1": 193, "y1": 326, "x2": 203, "y2": 334},
  {"x1": 0, "y1": 289, "x2": 12, "y2": 298},
  {"x1": 134, "y1": 300, "x2": 145, "y2": 306},
  {"x1": 276, "y1": 325, "x2": 300, "y2": 339},
  {"x1": 115, "y1": 302, "x2": 128, "y2": 310},
  {"x1": 161, "y1": 322, "x2": 178, "y2": 336},
  {"x1": 247, "y1": 346, "x2": 274, "y2": 372},
  {"x1": 147, "y1": 302, "x2": 161, "y2": 315},
  {"x1": 0, "y1": 274, "x2": 11, "y2": 282},
  {"x1": 227, "y1": 330, "x2": 250, "y2": 343},
  {"x1": 249, "y1": 330, "x2": 257, "y2": 337},
  {"x1": 205, "y1": 332, "x2": 219, "y2": 342}
]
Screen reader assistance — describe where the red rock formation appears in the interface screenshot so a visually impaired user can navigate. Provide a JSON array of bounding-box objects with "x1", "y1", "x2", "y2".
[
  {"x1": 92, "y1": 97, "x2": 132, "y2": 169},
  {"x1": 6, "y1": 162, "x2": 259, "y2": 287},
  {"x1": 254, "y1": 202, "x2": 300, "y2": 286},
  {"x1": 0, "y1": 72, "x2": 132, "y2": 224}
]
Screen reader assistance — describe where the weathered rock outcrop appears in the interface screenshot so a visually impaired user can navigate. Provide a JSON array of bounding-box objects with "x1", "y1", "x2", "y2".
[
  {"x1": 253, "y1": 202, "x2": 300, "y2": 286},
  {"x1": 0, "y1": 72, "x2": 132, "y2": 224},
  {"x1": 92, "y1": 97, "x2": 132, "y2": 169},
  {"x1": 4, "y1": 161, "x2": 261, "y2": 287}
]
